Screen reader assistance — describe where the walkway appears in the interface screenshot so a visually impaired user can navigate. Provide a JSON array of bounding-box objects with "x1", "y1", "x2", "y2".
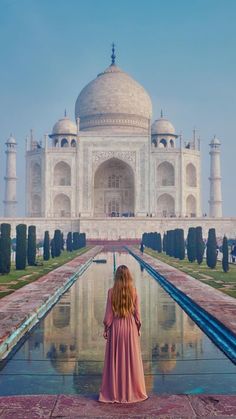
[{"x1": 0, "y1": 394, "x2": 236, "y2": 417}]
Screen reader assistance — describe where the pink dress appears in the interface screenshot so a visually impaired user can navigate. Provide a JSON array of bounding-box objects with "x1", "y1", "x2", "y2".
[{"x1": 98, "y1": 287, "x2": 148, "y2": 403}]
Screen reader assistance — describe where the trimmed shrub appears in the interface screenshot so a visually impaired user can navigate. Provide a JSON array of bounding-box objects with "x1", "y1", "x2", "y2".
[
  {"x1": 187, "y1": 227, "x2": 196, "y2": 262},
  {"x1": 174, "y1": 229, "x2": 179, "y2": 258},
  {"x1": 50, "y1": 239, "x2": 55, "y2": 258},
  {"x1": 178, "y1": 229, "x2": 185, "y2": 260},
  {"x1": 157, "y1": 233, "x2": 162, "y2": 253},
  {"x1": 27, "y1": 225, "x2": 36, "y2": 266},
  {"x1": 16, "y1": 224, "x2": 27, "y2": 270},
  {"x1": 73, "y1": 232, "x2": 80, "y2": 250},
  {"x1": 54, "y1": 230, "x2": 61, "y2": 257},
  {"x1": 61, "y1": 232, "x2": 64, "y2": 251},
  {"x1": 196, "y1": 226, "x2": 205, "y2": 265},
  {"x1": 0, "y1": 223, "x2": 11, "y2": 274},
  {"x1": 222, "y1": 236, "x2": 229, "y2": 273},
  {"x1": 163, "y1": 233, "x2": 167, "y2": 252},
  {"x1": 169, "y1": 230, "x2": 175, "y2": 257},
  {"x1": 66, "y1": 232, "x2": 73, "y2": 252},
  {"x1": 43, "y1": 231, "x2": 50, "y2": 261},
  {"x1": 206, "y1": 228, "x2": 217, "y2": 269}
]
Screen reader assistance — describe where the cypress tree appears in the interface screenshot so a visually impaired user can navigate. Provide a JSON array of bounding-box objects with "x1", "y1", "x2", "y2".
[
  {"x1": 43, "y1": 231, "x2": 50, "y2": 261},
  {"x1": 169, "y1": 230, "x2": 175, "y2": 257},
  {"x1": 82, "y1": 233, "x2": 86, "y2": 247},
  {"x1": 157, "y1": 233, "x2": 162, "y2": 253},
  {"x1": 178, "y1": 229, "x2": 185, "y2": 260},
  {"x1": 73, "y1": 232, "x2": 80, "y2": 250},
  {"x1": 206, "y1": 228, "x2": 217, "y2": 269},
  {"x1": 51, "y1": 239, "x2": 55, "y2": 258},
  {"x1": 66, "y1": 232, "x2": 73, "y2": 252},
  {"x1": 0, "y1": 223, "x2": 11, "y2": 274},
  {"x1": 196, "y1": 226, "x2": 205, "y2": 265},
  {"x1": 222, "y1": 236, "x2": 229, "y2": 273},
  {"x1": 16, "y1": 224, "x2": 27, "y2": 270},
  {"x1": 174, "y1": 229, "x2": 179, "y2": 258},
  {"x1": 187, "y1": 227, "x2": 196, "y2": 262},
  {"x1": 163, "y1": 233, "x2": 167, "y2": 252},
  {"x1": 153, "y1": 232, "x2": 158, "y2": 251},
  {"x1": 54, "y1": 229, "x2": 61, "y2": 257},
  {"x1": 166, "y1": 231, "x2": 171, "y2": 255},
  {"x1": 61, "y1": 232, "x2": 64, "y2": 251},
  {"x1": 27, "y1": 225, "x2": 36, "y2": 266}
]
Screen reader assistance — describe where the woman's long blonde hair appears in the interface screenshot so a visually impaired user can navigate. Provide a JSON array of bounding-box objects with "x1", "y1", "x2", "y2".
[{"x1": 111, "y1": 265, "x2": 135, "y2": 317}]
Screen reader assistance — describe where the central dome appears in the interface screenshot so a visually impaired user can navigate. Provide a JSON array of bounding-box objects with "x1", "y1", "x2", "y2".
[{"x1": 75, "y1": 64, "x2": 152, "y2": 133}]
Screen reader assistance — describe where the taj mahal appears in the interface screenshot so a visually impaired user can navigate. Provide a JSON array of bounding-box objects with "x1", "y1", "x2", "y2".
[{"x1": 1, "y1": 48, "x2": 235, "y2": 239}]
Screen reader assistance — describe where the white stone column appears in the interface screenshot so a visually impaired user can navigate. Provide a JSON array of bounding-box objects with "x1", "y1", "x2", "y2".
[
  {"x1": 209, "y1": 136, "x2": 222, "y2": 217},
  {"x1": 4, "y1": 135, "x2": 17, "y2": 217}
]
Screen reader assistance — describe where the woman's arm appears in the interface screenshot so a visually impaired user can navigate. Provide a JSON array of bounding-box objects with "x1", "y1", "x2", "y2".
[
  {"x1": 133, "y1": 289, "x2": 141, "y2": 335},
  {"x1": 103, "y1": 289, "x2": 113, "y2": 339}
]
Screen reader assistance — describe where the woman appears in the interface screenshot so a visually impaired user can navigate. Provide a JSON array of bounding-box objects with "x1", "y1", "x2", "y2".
[{"x1": 98, "y1": 265, "x2": 148, "y2": 403}]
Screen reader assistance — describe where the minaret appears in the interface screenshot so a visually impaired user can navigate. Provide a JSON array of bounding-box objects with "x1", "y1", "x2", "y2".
[
  {"x1": 209, "y1": 135, "x2": 222, "y2": 217},
  {"x1": 4, "y1": 134, "x2": 17, "y2": 217}
]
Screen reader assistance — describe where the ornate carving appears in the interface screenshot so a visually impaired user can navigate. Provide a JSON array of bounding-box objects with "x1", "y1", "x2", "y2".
[{"x1": 92, "y1": 150, "x2": 136, "y2": 171}]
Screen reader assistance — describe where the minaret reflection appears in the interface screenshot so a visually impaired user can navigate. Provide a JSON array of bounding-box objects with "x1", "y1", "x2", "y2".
[{"x1": 42, "y1": 253, "x2": 203, "y2": 394}]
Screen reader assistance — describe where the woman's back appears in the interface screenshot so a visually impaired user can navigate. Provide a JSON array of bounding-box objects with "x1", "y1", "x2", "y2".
[{"x1": 98, "y1": 265, "x2": 147, "y2": 404}]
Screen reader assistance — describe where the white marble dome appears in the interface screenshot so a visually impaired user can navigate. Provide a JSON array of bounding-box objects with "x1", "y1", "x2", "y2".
[
  {"x1": 52, "y1": 116, "x2": 77, "y2": 136},
  {"x1": 75, "y1": 64, "x2": 152, "y2": 133},
  {"x1": 151, "y1": 117, "x2": 175, "y2": 135}
]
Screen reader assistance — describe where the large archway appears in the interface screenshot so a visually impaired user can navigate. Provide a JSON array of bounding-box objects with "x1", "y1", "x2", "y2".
[{"x1": 94, "y1": 158, "x2": 135, "y2": 217}]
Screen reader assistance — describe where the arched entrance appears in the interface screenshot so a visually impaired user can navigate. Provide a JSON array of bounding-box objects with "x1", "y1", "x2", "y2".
[{"x1": 94, "y1": 158, "x2": 135, "y2": 217}]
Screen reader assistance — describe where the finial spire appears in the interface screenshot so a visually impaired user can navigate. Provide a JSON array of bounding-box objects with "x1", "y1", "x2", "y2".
[
  {"x1": 64, "y1": 109, "x2": 67, "y2": 117},
  {"x1": 111, "y1": 42, "x2": 116, "y2": 65},
  {"x1": 160, "y1": 109, "x2": 163, "y2": 118}
]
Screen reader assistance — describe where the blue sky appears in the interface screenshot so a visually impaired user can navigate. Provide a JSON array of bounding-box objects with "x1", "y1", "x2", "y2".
[{"x1": 0, "y1": 0, "x2": 235, "y2": 216}]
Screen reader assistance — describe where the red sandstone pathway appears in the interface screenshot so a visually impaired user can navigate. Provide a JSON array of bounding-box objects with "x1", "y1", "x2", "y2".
[
  {"x1": 130, "y1": 247, "x2": 236, "y2": 336},
  {"x1": 0, "y1": 394, "x2": 236, "y2": 418}
]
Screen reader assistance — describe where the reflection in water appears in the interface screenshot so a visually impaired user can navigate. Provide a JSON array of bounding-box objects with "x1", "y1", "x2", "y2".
[{"x1": 0, "y1": 252, "x2": 235, "y2": 396}]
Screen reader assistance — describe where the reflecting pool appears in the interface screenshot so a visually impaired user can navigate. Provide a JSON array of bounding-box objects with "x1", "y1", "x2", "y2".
[{"x1": 0, "y1": 252, "x2": 236, "y2": 396}]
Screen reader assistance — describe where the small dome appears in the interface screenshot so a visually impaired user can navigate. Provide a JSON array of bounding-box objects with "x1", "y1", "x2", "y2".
[
  {"x1": 52, "y1": 116, "x2": 77, "y2": 136},
  {"x1": 75, "y1": 64, "x2": 152, "y2": 133},
  {"x1": 151, "y1": 117, "x2": 175, "y2": 135},
  {"x1": 6, "y1": 134, "x2": 16, "y2": 144},
  {"x1": 210, "y1": 135, "x2": 221, "y2": 146}
]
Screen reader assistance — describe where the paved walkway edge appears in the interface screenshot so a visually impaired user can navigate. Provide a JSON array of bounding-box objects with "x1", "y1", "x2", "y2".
[
  {"x1": 0, "y1": 246, "x2": 103, "y2": 360},
  {"x1": 1, "y1": 394, "x2": 236, "y2": 417}
]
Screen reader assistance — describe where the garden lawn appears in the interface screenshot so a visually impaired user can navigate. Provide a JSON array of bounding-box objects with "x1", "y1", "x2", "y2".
[
  {"x1": 0, "y1": 247, "x2": 91, "y2": 299},
  {"x1": 145, "y1": 248, "x2": 236, "y2": 298}
]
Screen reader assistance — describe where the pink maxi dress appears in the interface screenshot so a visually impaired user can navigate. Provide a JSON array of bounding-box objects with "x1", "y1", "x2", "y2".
[{"x1": 98, "y1": 287, "x2": 148, "y2": 403}]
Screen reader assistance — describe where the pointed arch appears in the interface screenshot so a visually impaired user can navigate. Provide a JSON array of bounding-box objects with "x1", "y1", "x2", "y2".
[
  {"x1": 53, "y1": 193, "x2": 71, "y2": 217},
  {"x1": 94, "y1": 158, "x2": 135, "y2": 217},
  {"x1": 186, "y1": 163, "x2": 197, "y2": 187},
  {"x1": 157, "y1": 193, "x2": 175, "y2": 217},
  {"x1": 186, "y1": 194, "x2": 196, "y2": 217},
  {"x1": 157, "y1": 162, "x2": 175, "y2": 186},
  {"x1": 54, "y1": 161, "x2": 71, "y2": 186}
]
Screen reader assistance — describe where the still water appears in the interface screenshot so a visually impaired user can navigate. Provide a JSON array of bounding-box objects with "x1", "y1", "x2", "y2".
[{"x1": 0, "y1": 252, "x2": 236, "y2": 396}]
